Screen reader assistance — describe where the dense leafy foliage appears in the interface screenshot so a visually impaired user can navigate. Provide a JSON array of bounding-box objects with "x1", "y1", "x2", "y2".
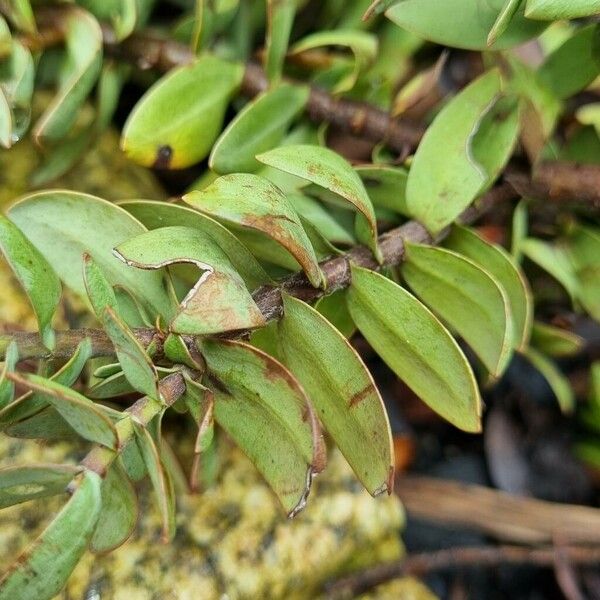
[{"x1": 0, "y1": 0, "x2": 599, "y2": 597}]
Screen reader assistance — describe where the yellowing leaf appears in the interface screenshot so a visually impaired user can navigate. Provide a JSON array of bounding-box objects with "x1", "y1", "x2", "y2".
[
  {"x1": 347, "y1": 265, "x2": 481, "y2": 432},
  {"x1": 121, "y1": 55, "x2": 243, "y2": 168}
]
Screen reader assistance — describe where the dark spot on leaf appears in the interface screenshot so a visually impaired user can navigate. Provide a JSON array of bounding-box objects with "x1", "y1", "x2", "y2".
[
  {"x1": 349, "y1": 385, "x2": 371, "y2": 408},
  {"x1": 154, "y1": 145, "x2": 173, "y2": 169},
  {"x1": 205, "y1": 373, "x2": 232, "y2": 396}
]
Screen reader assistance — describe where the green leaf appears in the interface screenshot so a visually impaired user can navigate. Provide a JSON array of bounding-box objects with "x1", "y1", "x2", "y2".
[
  {"x1": 521, "y1": 237, "x2": 580, "y2": 303},
  {"x1": 290, "y1": 30, "x2": 377, "y2": 93},
  {"x1": 278, "y1": 294, "x2": 393, "y2": 496},
  {"x1": 0, "y1": 464, "x2": 78, "y2": 509},
  {"x1": 356, "y1": 165, "x2": 409, "y2": 215},
  {"x1": 83, "y1": 253, "x2": 119, "y2": 319},
  {"x1": 315, "y1": 291, "x2": 356, "y2": 339},
  {"x1": 184, "y1": 174, "x2": 324, "y2": 288},
  {"x1": 182, "y1": 375, "x2": 214, "y2": 453},
  {"x1": 538, "y1": 24, "x2": 600, "y2": 100},
  {"x1": 265, "y1": 0, "x2": 296, "y2": 82},
  {"x1": 120, "y1": 200, "x2": 270, "y2": 290},
  {"x1": 402, "y1": 243, "x2": 513, "y2": 377},
  {"x1": 134, "y1": 424, "x2": 176, "y2": 542},
  {"x1": 470, "y1": 95, "x2": 521, "y2": 194},
  {"x1": 9, "y1": 373, "x2": 119, "y2": 449},
  {"x1": 531, "y1": 321, "x2": 584, "y2": 357},
  {"x1": 114, "y1": 226, "x2": 265, "y2": 335},
  {"x1": 288, "y1": 193, "x2": 355, "y2": 246},
  {"x1": 202, "y1": 339, "x2": 325, "y2": 516},
  {"x1": 524, "y1": 347, "x2": 575, "y2": 413},
  {"x1": 0, "y1": 339, "x2": 92, "y2": 426},
  {"x1": 525, "y1": 0, "x2": 600, "y2": 19},
  {"x1": 256, "y1": 144, "x2": 381, "y2": 260},
  {"x1": 102, "y1": 307, "x2": 159, "y2": 399},
  {"x1": 347, "y1": 265, "x2": 481, "y2": 432},
  {"x1": 8, "y1": 191, "x2": 177, "y2": 321},
  {"x1": 5, "y1": 407, "x2": 80, "y2": 441},
  {"x1": 445, "y1": 225, "x2": 533, "y2": 351},
  {"x1": 78, "y1": 0, "x2": 138, "y2": 41},
  {"x1": 0, "y1": 469, "x2": 101, "y2": 600},
  {"x1": 3, "y1": 0, "x2": 36, "y2": 34},
  {"x1": 563, "y1": 225, "x2": 600, "y2": 321},
  {"x1": 487, "y1": 0, "x2": 523, "y2": 46},
  {"x1": 405, "y1": 69, "x2": 503, "y2": 234},
  {"x1": 385, "y1": 0, "x2": 546, "y2": 50},
  {"x1": 90, "y1": 460, "x2": 138, "y2": 553},
  {"x1": 121, "y1": 54, "x2": 244, "y2": 168},
  {"x1": 33, "y1": 7, "x2": 102, "y2": 144},
  {"x1": 114, "y1": 285, "x2": 152, "y2": 327},
  {"x1": 210, "y1": 83, "x2": 309, "y2": 174},
  {"x1": 0, "y1": 341, "x2": 18, "y2": 409},
  {"x1": 0, "y1": 40, "x2": 35, "y2": 146},
  {"x1": 511, "y1": 200, "x2": 528, "y2": 260},
  {"x1": 0, "y1": 215, "x2": 61, "y2": 349}
]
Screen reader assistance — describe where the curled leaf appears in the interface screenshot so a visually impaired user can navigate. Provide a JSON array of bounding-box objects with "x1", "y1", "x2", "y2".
[{"x1": 114, "y1": 225, "x2": 265, "y2": 335}]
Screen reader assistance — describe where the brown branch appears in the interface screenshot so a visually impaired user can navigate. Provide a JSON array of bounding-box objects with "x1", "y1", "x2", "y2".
[
  {"x1": 0, "y1": 183, "x2": 516, "y2": 361},
  {"x1": 325, "y1": 545, "x2": 600, "y2": 599},
  {"x1": 396, "y1": 475, "x2": 600, "y2": 546}
]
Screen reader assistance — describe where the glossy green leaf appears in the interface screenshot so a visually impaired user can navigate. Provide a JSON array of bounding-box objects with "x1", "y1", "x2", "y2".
[
  {"x1": 538, "y1": 24, "x2": 600, "y2": 100},
  {"x1": 202, "y1": 339, "x2": 325, "y2": 516},
  {"x1": 90, "y1": 460, "x2": 138, "y2": 553},
  {"x1": 83, "y1": 253, "x2": 119, "y2": 319},
  {"x1": 0, "y1": 470, "x2": 101, "y2": 600},
  {"x1": 347, "y1": 265, "x2": 481, "y2": 432},
  {"x1": 9, "y1": 373, "x2": 119, "y2": 449},
  {"x1": 257, "y1": 144, "x2": 380, "y2": 260},
  {"x1": 0, "y1": 464, "x2": 78, "y2": 509},
  {"x1": 78, "y1": 0, "x2": 138, "y2": 41},
  {"x1": 290, "y1": 30, "x2": 377, "y2": 93},
  {"x1": 265, "y1": 0, "x2": 295, "y2": 82},
  {"x1": 402, "y1": 243, "x2": 513, "y2": 377},
  {"x1": 0, "y1": 339, "x2": 92, "y2": 426},
  {"x1": 531, "y1": 321, "x2": 584, "y2": 357},
  {"x1": 487, "y1": 0, "x2": 523, "y2": 46},
  {"x1": 102, "y1": 307, "x2": 159, "y2": 399},
  {"x1": 278, "y1": 294, "x2": 393, "y2": 495},
  {"x1": 0, "y1": 215, "x2": 61, "y2": 349},
  {"x1": 184, "y1": 174, "x2": 324, "y2": 288},
  {"x1": 356, "y1": 165, "x2": 409, "y2": 215},
  {"x1": 524, "y1": 347, "x2": 575, "y2": 413},
  {"x1": 33, "y1": 7, "x2": 102, "y2": 144},
  {"x1": 525, "y1": 0, "x2": 600, "y2": 19},
  {"x1": 521, "y1": 237, "x2": 580, "y2": 303},
  {"x1": 134, "y1": 424, "x2": 176, "y2": 542},
  {"x1": 121, "y1": 54, "x2": 244, "y2": 168},
  {"x1": 0, "y1": 341, "x2": 18, "y2": 410},
  {"x1": 9, "y1": 191, "x2": 176, "y2": 320},
  {"x1": 385, "y1": 0, "x2": 546, "y2": 50},
  {"x1": 114, "y1": 226, "x2": 265, "y2": 335},
  {"x1": 405, "y1": 70, "x2": 503, "y2": 234},
  {"x1": 445, "y1": 225, "x2": 533, "y2": 350},
  {"x1": 210, "y1": 83, "x2": 309, "y2": 174},
  {"x1": 120, "y1": 200, "x2": 270, "y2": 290}
]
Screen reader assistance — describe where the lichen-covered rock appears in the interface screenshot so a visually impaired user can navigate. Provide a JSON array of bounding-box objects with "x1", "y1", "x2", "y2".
[{"x1": 0, "y1": 436, "x2": 405, "y2": 599}]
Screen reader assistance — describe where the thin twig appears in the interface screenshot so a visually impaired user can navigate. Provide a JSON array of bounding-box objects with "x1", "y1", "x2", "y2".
[{"x1": 325, "y1": 545, "x2": 600, "y2": 599}]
